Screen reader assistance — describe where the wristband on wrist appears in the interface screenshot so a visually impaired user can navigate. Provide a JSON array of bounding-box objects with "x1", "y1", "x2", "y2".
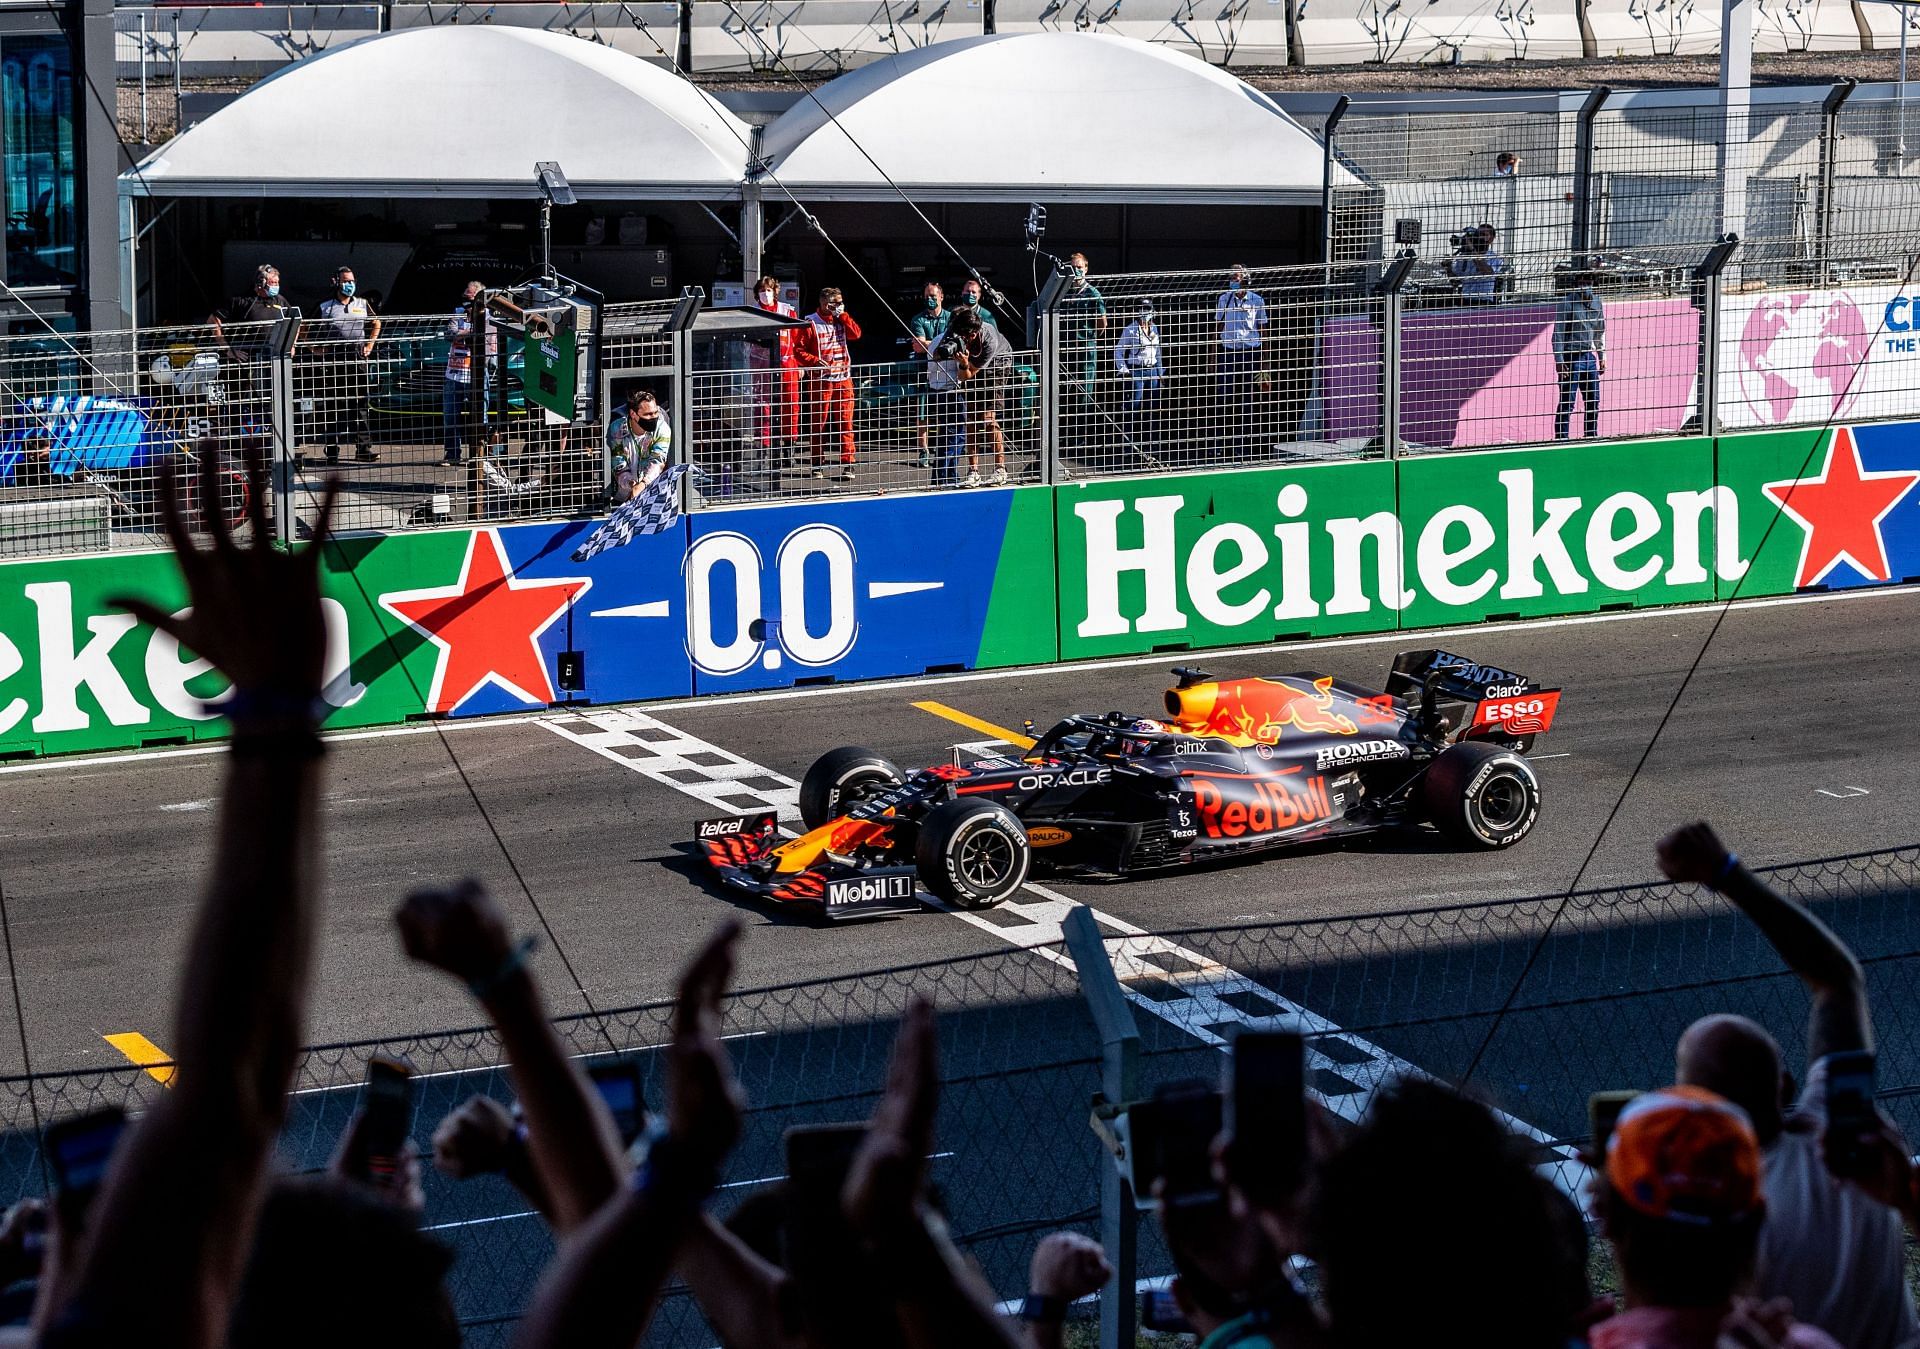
[
  {"x1": 629, "y1": 1126, "x2": 719, "y2": 1209},
  {"x1": 1018, "y1": 1294, "x2": 1068, "y2": 1324},
  {"x1": 216, "y1": 687, "x2": 330, "y2": 731},
  {"x1": 1716, "y1": 852, "x2": 1741, "y2": 885},
  {"x1": 466, "y1": 935, "x2": 538, "y2": 1002}
]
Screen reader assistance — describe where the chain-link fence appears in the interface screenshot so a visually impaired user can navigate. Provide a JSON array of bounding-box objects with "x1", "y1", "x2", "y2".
[
  {"x1": 1050, "y1": 262, "x2": 1387, "y2": 477},
  {"x1": 0, "y1": 322, "x2": 275, "y2": 557},
  {"x1": 683, "y1": 341, "x2": 1044, "y2": 502},
  {"x1": 5, "y1": 842, "x2": 1917, "y2": 1342}
]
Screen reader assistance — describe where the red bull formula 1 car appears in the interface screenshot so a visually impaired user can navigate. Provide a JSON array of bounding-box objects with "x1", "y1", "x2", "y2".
[{"x1": 696, "y1": 649, "x2": 1562, "y2": 921}]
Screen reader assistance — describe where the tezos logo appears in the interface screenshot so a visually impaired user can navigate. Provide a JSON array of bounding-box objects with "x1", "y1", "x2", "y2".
[{"x1": 1315, "y1": 739, "x2": 1410, "y2": 769}]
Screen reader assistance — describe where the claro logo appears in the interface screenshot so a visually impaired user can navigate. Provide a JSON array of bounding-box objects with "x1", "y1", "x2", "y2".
[{"x1": 1193, "y1": 776, "x2": 1333, "y2": 839}]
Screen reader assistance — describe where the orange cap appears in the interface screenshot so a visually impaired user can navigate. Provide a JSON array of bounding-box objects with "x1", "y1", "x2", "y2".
[{"x1": 1605, "y1": 1085, "x2": 1762, "y2": 1224}]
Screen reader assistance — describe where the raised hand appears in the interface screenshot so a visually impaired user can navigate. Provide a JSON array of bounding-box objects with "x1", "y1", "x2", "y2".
[
  {"x1": 1028, "y1": 1231, "x2": 1111, "y2": 1303},
  {"x1": 395, "y1": 879, "x2": 516, "y2": 990},
  {"x1": 844, "y1": 997, "x2": 939, "y2": 1238},
  {"x1": 432, "y1": 1095, "x2": 519, "y2": 1180},
  {"x1": 668, "y1": 922, "x2": 744, "y2": 1171},
  {"x1": 1657, "y1": 821, "x2": 1734, "y2": 888},
  {"x1": 109, "y1": 439, "x2": 339, "y2": 705}
]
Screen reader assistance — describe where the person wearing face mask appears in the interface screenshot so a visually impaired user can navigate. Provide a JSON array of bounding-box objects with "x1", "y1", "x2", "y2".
[
  {"x1": 1115, "y1": 300, "x2": 1163, "y2": 457},
  {"x1": 1553, "y1": 269, "x2": 1606, "y2": 441},
  {"x1": 752, "y1": 276, "x2": 802, "y2": 462},
  {"x1": 1058, "y1": 252, "x2": 1107, "y2": 454},
  {"x1": 605, "y1": 388, "x2": 673, "y2": 501},
  {"x1": 794, "y1": 286, "x2": 863, "y2": 482},
  {"x1": 313, "y1": 266, "x2": 381, "y2": 466},
  {"x1": 909, "y1": 282, "x2": 950, "y2": 468},
  {"x1": 951, "y1": 280, "x2": 999, "y2": 331},
  {"x1": 209, "y1": 263, "x2": 292, "y2": 369},
  {"x1": 1215, "y1": 265, "x2": 1267, "y2": 456}
]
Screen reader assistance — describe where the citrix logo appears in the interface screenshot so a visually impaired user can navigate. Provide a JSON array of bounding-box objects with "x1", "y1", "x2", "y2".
[{"x1": 1074, "y1": 470, "x2": 1751, "y2": 639}]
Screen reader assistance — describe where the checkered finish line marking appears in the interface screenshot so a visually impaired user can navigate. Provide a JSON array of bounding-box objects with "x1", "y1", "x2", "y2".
[{"x1": 538, "y1": 709, "x2": 1589, "y2": 1194}]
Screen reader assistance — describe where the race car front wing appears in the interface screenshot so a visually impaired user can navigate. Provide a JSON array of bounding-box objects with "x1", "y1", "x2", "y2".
[{"x1": 696, "y1": 811, "x2": 923, "y2": 920}]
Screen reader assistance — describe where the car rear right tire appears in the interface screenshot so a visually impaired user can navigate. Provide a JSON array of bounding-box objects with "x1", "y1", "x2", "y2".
[
  {"x1": 1421, "y1": 741, "x2": 1540, "y2": 849},
  {"x1": 799, "y1": 746, "x2": 904, "y2": 830},
  {"x1": 915, "y1": 799, "x2": 1030, "y2": 909}
]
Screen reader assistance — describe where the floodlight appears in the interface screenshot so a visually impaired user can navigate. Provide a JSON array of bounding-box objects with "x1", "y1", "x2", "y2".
[{"x1": 536, "y1": 161, "x2": 577, "y2": 207}]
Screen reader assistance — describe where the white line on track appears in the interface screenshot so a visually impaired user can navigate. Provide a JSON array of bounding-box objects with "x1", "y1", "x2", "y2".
[{"x1": 537, "y1": 709, "x2": 1591, "y2": 1196}]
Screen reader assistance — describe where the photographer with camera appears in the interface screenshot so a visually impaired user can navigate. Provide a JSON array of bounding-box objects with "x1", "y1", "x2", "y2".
[
  {"x1": 944, "y1": 308, "x2": 1014, "y2": 488},
  {"x1": 1448, "y1": 224, "x2": 1505, "y2": 302}
]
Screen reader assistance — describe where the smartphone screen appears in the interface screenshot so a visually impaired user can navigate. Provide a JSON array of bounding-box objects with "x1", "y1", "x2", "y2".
[
  {"x1": 588, "y1": 1062, "x2": 646, "y2": 1146},
  {"x1": 1587, "y1": 1090, "x2": 1639, "y2": 1162},
  {"x1": 1128, "y1": 1083, "x2": 1223, "y2": 1210},
  {"x1": 46, "y1": 1107, "x2": 128, "y2": 1233},
  {"x1": 1225, "y1": 1032, "x2": 1305, "y2": 1208},
  {"x1": 359, "y1": 1054, "x2": 416, "y2": 1172},
  {"x1": 1140, "y1": 1287, "x2": 1190, "y2": 1333},
  {"x1": 1826, "y1": 1050, "x2": 1877, "y2": 1167},
  {"x1": 782, "y1": 1124, "x2": 904, "y2": 1348}
]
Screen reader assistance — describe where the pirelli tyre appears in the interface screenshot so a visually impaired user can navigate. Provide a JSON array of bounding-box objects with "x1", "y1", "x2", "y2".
[
  {"x1": 799, "y1": 747, "x2": 905, "y2": 830},
  {"x1": 915, "y1": 799, "x2": 1031, "y2": 909},
  {"x1": 1421, "y1": 741, "x2": 1541, "y2": 849}
]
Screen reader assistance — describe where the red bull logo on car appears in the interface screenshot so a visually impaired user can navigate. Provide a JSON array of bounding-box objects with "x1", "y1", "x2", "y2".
[
  {"x1": 1164, "y1": 676, "x2": 1358, "y2": 746},
  {"x1": 1190, "y1": 773, "x2": 1334, "y2": 839}
]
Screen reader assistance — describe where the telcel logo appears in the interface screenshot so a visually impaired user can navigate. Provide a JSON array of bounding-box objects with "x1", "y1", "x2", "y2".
[{"x1": 698, "y1": 817, "x2": 747, "y2": 838}]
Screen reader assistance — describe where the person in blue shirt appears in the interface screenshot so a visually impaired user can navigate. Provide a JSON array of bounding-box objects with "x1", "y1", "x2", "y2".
[
  {"x1": 1553, "y1": 271, "x2": 1606, "y2": 440},
  {"x1": 1215, "y1": 265, "x2": 1267, "y2": 455}
]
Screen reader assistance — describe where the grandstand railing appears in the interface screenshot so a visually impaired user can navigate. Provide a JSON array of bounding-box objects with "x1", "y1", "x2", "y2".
[
  {"x1": 6, "y1": 242, "x2": 1911, "y2": 554},
  {"x1": 10, "y1": 843, "x2": 1919, "y2": 1344}
]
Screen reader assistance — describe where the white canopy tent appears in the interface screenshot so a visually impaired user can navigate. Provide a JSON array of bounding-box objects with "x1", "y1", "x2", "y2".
[
  {"x1": 755, "y1": 32, "x2": 1355, "y2": 206},
  {"x1": 119, "y1": 25, "x2": 753, "y2": 202}
]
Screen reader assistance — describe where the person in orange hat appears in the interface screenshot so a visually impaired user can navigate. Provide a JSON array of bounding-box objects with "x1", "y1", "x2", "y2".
[{"x1": 1592, "y1": 1086, "x2": 1841, "y2": 1349}]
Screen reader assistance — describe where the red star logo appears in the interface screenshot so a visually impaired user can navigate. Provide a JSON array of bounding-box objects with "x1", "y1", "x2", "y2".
[
  {"x1": 381, "y1": 530, "x2": 590, "y2": 713},
  {"x1": 1762, "y1": 428, "x2": 1919, "y2": 589}
]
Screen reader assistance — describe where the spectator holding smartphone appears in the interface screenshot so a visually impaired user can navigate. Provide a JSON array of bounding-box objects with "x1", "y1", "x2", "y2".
[{"x1": 1659, "y1": 822, "x2": 1920, "y2": 1349}]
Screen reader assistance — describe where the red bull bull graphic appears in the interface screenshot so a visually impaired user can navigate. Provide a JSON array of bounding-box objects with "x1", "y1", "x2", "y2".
[{"x1": 1164, "y1": 677, "x2": 1359, "y2": 746}]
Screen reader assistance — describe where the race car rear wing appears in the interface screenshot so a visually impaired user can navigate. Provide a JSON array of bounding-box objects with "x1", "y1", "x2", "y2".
[{"x1": 1385, "y1": 649, "x2": 1561, "y2": 741}]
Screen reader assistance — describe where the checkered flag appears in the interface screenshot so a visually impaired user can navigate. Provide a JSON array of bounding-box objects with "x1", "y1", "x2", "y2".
[{"x1": 570, "y1": 465, "x2": 693, "y2": 562}]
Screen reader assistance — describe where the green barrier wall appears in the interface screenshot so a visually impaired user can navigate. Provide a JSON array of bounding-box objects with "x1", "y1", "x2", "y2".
[{"x1": 9, "y1": 420, "x2": 1920, "y2": 759}]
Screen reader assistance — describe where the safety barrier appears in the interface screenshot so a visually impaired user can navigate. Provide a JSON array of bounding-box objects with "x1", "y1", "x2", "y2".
[{"x1": 7, "y1": 843, "x2": 1916, "y2": 1343}]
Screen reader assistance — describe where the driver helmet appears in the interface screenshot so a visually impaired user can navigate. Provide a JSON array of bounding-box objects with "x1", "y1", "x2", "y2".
[{"x1": 1120, "y1": 717, "x2": 1163, "y2": 756}]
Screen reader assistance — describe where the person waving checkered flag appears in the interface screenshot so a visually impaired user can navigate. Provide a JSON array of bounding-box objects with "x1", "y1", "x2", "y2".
[{"x1": 571, "y1": 465, "x2": 695, "y2": 562}]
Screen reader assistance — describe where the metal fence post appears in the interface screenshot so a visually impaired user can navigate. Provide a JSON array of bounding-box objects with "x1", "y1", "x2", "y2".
[
  {"x1": 1374, "y1": 251, "x2": 1417, "y2": 460},
  {"x1": 1062, "y1": 905, "x2": 1139, "y2": 1349},
  {"x1": 665, "y1": 286, "x2": 703, "y2": 511},
  {"x1": 1040, "y1": 307, "x2": 1061, "y2": 486},
  {"x1": 138, "y1": 10, "x2": 149, "y2": 143},
  {"x1": 268, "y1": 320, "x2": 299, "y2": 548},
  {"x1": 1692, "y1": 235, "x2": 1739, "y2": 438},
  {"x1": 1570, "y1": 86, "x2": 1611, "y2": 260},
  {"x1": 1320, "y1": 95, "x2": 1350, "y2": 266},
  {"x1": 1815, "y1": 80, "x2": 1857, "y2": 284}
]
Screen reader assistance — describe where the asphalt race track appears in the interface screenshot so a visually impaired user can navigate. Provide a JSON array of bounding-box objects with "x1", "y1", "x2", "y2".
[{"x1": 2, "y1": 584, "x2": 1918, "y2": 1341}]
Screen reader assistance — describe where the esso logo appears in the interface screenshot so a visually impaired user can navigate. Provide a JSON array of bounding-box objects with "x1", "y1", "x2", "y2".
[
  {"x1": 684, "y1": 525, "x2": 859, "y2": 676},
  {"x1": 1478, "y1": 698, "x2": 1545, "y2": 723}
]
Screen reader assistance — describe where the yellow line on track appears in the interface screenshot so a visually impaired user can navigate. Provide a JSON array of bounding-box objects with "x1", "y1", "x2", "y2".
[
  {"x1": 104, "y1": 1032, "x2": 176, "y2": 1087},
  {"x1": 910, "y1": 700, "x2": 1035, "y2": 750}
]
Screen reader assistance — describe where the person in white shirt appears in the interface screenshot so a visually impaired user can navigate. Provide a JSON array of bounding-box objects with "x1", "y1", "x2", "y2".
[
  {"x1": 314, "y1": 266, "x2": 381, "y2": 465},
  {"x1": 1449, "y1": 224, "x2": 1506, "y2": 301},
  {"x1": 1214, "y1": 265, "x2": 1266, "y2": 453},
  {"x1": 1114, "y1": 300, "x2": 1163, "y2": 455},
  {"x1": 1659, "y1": 822, "x2": 1920, "y2": 1349}
]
